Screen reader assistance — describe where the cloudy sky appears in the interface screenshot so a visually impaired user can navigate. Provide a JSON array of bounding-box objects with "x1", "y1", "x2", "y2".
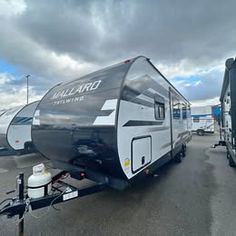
[{"x1": 0, "y1": 0, "x2": 235, "y2": 109}]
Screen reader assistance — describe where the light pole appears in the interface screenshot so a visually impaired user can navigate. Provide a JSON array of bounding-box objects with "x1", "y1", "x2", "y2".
[{"x1": 26, "y1": 75, "x2": 30, "y2": 104}]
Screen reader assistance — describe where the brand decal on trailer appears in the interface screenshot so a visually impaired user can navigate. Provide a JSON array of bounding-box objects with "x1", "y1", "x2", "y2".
[
  {"x1": 51, "y1": 80, "x2": 101, "y2": 100},
  {"x1": 53, "y1": 96, "x2": 84, "y2": 105}
]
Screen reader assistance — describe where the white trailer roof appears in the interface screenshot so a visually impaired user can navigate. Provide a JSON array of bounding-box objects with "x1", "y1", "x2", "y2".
[{"x1": 0, "y1": 105, "x2": 24, "y2": 135}]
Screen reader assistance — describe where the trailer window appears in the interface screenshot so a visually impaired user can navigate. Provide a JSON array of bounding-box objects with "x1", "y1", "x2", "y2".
[
  {"x1": 173, "y1": 103, "x2": 181, "y2": 119},
  {"x1": 154, "y1": 95, "x2": 165, "y2": 120},
  {"x1": 155, "y1": 102, "x2": 165, "y2": 120}
]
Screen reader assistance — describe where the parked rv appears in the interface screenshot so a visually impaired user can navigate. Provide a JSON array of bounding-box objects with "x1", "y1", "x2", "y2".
[
  {"x1": 0, "y1": 56, "x2": 192, "y2": 222},
  {"x1": 220, "y1": 57, "x2": 236, "y2": 167},
  {"x1": 0, "y1": 101, "x2": 39, "y2": 154},
  {"x1": 32, "y1": 56, "x2": 192, "y2": 188},
  {"x1": 191, "y1": 106, "x2": 215, "y2": 136}
]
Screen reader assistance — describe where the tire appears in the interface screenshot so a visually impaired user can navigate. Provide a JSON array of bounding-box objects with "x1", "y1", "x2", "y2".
[
  {"x1": 24, "y1": 142, "x2": 33, "y2": 153},
  {"x1": 174, "y1": 152, "x2": 183, "y2": 163},
  {"x1": 197, "y1": 130, "x2": 205, "y2": 136},
  {"x1": 182, "y1": 145, "x2": 186, "y2": 158},
  {"x1": 228, "y1": 155, "x2": 236, "y2": 167},
  {"x1": 226, "y1": 151, "x2": 230, "y2": 160}
]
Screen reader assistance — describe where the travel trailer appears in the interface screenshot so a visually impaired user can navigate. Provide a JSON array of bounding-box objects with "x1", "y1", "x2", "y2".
[
  {"x1": 0, "y1": 101, "x2": 39, "y2": 154},
  {"x1": 191, "y1": 106, "x2": 215, "y2": 135},
  {"x1": 220, "y1": 57, "x2": 236, "y2": 167},
  {"x1": 32, "y1": 56, "x2": 192, "y2": 188},
  {"x1": 0, "y1": 56, "x2": 192, "y2": 224}
]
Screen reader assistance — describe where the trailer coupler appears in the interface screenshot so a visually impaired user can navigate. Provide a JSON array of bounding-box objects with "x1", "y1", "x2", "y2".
[{"x1": 0, "y1": 172, "x2": 107, "y2": 218}]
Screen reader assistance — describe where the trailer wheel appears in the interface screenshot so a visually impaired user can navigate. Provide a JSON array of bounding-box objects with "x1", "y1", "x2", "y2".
[
  {"x1": 24, "y1": 142, "x2": 33, "y2": 153},
  {"x1": 226, "y1": 151, "x2": 230, "y2": 159},
  {"x1": 182, "y1": 144, "x2": 186, "y2": 158},
  {"x1": 228, "y1": 155, "x2": 236, "y2": 167},
  {"x1": 197, "y1": 129, "x2": 205, "y2": 136},
  {"x1": 174, "y1": 152, "x2": 183, "y2": 163}
]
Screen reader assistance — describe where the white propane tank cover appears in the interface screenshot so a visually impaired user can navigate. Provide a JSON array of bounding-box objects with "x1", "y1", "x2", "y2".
[{"x1": 28, "y1": 163, "x2": 52, "y2": 199}]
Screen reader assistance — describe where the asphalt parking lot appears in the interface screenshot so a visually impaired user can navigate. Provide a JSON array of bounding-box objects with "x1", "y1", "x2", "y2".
[{"x1": 0, "y1": 133, "x2": 236, "y2": 236}]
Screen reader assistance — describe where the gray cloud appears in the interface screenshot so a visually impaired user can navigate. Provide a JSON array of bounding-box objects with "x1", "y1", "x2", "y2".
[
  {"x1": 0, "y1": 0, "x2": 235, "y2": 107},
  {"x1": 18, "y1": 1, "x2": 102, "y2": 62},
  {"x1": 17, "y1": 0, "x2": 236, "y2": 65}
]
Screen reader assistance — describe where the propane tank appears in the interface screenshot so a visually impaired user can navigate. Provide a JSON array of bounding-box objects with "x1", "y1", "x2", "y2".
[{"x1": 27, "y1": 163, "x2": 52, "y2": 199}]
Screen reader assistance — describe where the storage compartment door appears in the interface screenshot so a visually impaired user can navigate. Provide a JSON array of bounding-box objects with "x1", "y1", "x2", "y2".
[{"x1": 132, "y1": 136, "x2": 151, "y2": 173}]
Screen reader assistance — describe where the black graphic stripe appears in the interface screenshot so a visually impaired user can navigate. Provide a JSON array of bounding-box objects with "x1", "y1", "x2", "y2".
[
  {"x1": 177, "y1": 131, "x2": 190, "y2": 138},
  {"x1": 147, "y1": 126, "x2": 170, "y2": 132},
  {"x1": 151, "y1": 85, "x2": 169, "y2": 98},
  {"x1": 143, "y1": 88, "x2": 168, "y2": 100},
  {"x1": 131, "y1": 98, "x2": 154, "y2": 108},
  {"x1": 123, "y1": 120, "x2": 163, "y2": 127},
  {"x1": 143, "y1": 90, "x2": 155, "y2": 99}
]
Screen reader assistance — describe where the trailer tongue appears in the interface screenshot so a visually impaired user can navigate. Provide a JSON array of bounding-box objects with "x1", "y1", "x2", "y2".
[
  {"x1": 0, "y1": 172, "x2": 107, "y2": 218},
  {"x1": 0, "y1": 164, "x2": 128, "y2": 236},
  {"x1": 0, "y1": 163, "x2": 129, "y2": 215}
]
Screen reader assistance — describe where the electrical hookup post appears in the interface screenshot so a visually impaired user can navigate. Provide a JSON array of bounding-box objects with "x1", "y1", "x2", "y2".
[{"x1": 0, "y1": 164, "x2": 109, "y2": 236}]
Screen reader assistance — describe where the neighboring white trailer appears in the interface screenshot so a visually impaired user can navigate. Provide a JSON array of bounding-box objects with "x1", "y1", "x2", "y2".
[
  {"x1": 0, "y1": 101, "x2": 39, "y2": 153},
  {"x1": 191, "y1": 106, "x2": 214, "y2": 135}
]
